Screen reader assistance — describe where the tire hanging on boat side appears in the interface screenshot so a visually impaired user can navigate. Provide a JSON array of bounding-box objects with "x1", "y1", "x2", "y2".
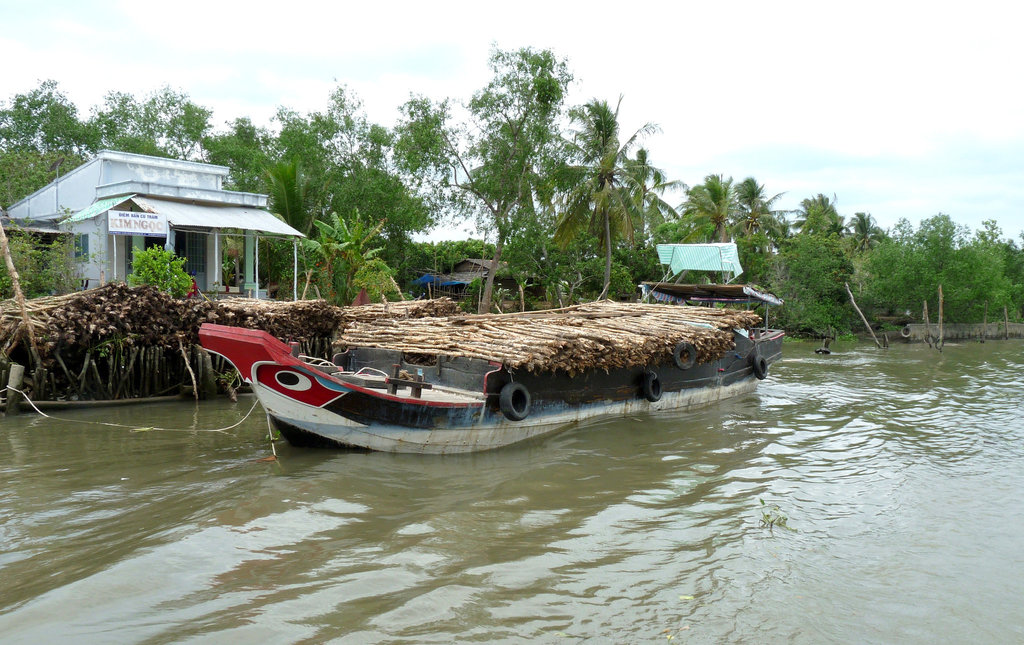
[
  {"x1": 641, "y1": 370, "x2": 663, "y2": 402},
  {"x1": 752, "y1": 353, "x2": 769, "y2": 380},
  {"x1": 499, "y1": 382, "x2": 531, "y2": 421}
]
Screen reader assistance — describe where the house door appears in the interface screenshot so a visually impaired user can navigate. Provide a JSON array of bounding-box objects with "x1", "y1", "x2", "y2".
[{"x1": 174, "y1": 231, "x2": 207, "y2": 290}]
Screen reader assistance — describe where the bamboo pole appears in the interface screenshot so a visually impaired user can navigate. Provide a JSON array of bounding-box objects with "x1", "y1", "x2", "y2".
[{"x1": 845, "y1": 282, "x2": 881, "y2": 349}]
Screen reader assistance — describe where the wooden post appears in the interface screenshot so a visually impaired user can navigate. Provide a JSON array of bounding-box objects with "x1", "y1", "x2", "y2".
[
  {"x1": 937, "y1": 284, "x2": 944, "y2": 351},
  {"x1": 982, "y1": 301, "x2": 988, "y2": 343},
  {"x1": 1004, "y1": 305, "x2": 1010, "y2": 340},
  {"x1": 845, "y1": 282, "x2": 881, "y2": 348},
  {"x1": 923, "y1": 300, "x2": 933, "y2": 348},
  {"x1": 4, "y1": 363, "x2": 25, "y2": 416}
]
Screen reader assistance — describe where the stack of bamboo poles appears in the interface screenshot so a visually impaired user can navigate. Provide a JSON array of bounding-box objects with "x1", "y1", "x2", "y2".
[{"x1": 338, "y1": 301, "x2": 762, "y2": 375}]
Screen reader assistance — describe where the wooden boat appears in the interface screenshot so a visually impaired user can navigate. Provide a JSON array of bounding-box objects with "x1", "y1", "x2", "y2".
[{"x1": 198, "y1": 300, "x2": 783, "y2": 454}]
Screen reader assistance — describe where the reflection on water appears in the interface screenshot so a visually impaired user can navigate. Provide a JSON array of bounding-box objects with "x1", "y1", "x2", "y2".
[{"x1": 2, "y1": 341, "x2": 1023, "y2": 643}]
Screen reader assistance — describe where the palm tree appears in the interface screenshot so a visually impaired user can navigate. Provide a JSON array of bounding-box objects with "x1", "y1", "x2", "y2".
[
  {"x1": 625, "y1": 148, "x2": 683, "y2": 240},
  {"x1": 554, "y1": 97, "x2": 658, "y2": 299},
  {"x1": 794, "y1": 193, "x2": 844, "y2": 236},
  {"x1": 265, "y1": 159, "x2": 316, "y2": 236},
  {"x1": 683, "y1": 174, "x2": 738, "y2": 243},
  {"x1": 734, "y1": 177, "x2": 784, "y2": 237},
  {"x1": 847, "y1": 212, "x2": 885, "y2": 252}
]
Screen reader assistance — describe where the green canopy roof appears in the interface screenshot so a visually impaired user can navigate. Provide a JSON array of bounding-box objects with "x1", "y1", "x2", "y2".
[
  {"x1": 63, "y1": 194, "x2": 136, "y2": 224},
  {"x1": 656, "y1": 243, "x2": 743, "y2": 279}
]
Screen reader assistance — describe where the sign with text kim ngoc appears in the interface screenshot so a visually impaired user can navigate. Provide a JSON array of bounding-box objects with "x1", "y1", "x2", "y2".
[{"x1": 108, "y1": 210, "x2": 168, "y2": 237}]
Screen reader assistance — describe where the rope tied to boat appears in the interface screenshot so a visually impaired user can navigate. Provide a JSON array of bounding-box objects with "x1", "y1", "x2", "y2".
[{"x1": 2, "y1": 385, "x2": 262, "y2": 434}]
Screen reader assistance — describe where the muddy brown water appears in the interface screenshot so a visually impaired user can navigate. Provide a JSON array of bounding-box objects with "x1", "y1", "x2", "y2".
[{"x1": 2, "y1": 341, "x2": 1023, "y2": 643}]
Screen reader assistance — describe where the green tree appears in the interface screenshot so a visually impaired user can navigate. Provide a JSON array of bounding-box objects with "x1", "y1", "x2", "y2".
[
  {"x1": 554, "y1": 97, "x2": 657, "y2": 299},
  {"x1": 734, "y1": 177, "x2": 785, "y2": 240},
  {"x1": 266, "y1": 159, "x2": 317, "y2": 237},
  {"x1": 864, "y1": 214, "x2": 1013, "y2": 322},
  {"x1": 683, "y1": 174, "x2": 738, "y2": 243},
  {"x1": 772, "y1": 232, "x2": 855, "y2": 334},
  {"x1": 625, "y1": 148, "x2": 682, "y2": 240},
  {"x1": 846, "y1": 211, "x2": 885, "y2": 252},
  {"x1": 89, "y1": 86, "x2": 212, "y2": 160},
  {"x1": 0, "y1": 228, "x2": 77, "y2": 298},
  {"x1": 397, "y1": 46, "x2": 571, "y2": 313},
  {"x1": 794, "y1": 193, "x2": 844, "y2": 236},
  {"x1": 0, "y1": 80, "x2": 98, "y2": 155},
  {"x1": 274, "y1": 86, "x2": 432, "y2": 286},
  {"x1": 303, "y1": 211, "x2": 388, "y2": 304},
  {"x1": 0, "y1": 80, "x2": 96, "y2": 207},
  {"x1": 204, "y1": 117, "x2": 275, "y2": 192}
]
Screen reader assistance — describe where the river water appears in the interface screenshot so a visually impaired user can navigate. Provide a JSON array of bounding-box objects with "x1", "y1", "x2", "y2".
[{"x1": 1, "y1": 340, "x2": 1022, "y2": 643}]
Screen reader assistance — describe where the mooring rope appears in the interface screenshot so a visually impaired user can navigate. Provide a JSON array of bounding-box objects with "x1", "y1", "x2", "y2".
[{"x1": 2, "y1": 386, "x2": 262, "y2": 434}]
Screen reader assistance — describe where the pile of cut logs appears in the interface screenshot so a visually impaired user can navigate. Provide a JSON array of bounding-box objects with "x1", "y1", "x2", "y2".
[
  {"x1": 0, "y1": 284, "x2": 460, "y2": 402},
  {"x1": 338, "y1": 300, "x2": 762, "y2": 375}
]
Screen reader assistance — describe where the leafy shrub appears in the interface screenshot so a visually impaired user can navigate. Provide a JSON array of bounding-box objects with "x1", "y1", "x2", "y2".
[
  {"x1": 0, "y1": 229, "x2": 77, "y2": 298},
  {"x1": 127, "y1": 246, "x2": 192, "y2": 297}
]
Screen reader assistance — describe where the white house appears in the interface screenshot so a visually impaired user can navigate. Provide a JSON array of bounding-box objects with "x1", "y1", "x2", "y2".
[{"x1": 5, "y1": 150, "x2": 304, "y2": 297}]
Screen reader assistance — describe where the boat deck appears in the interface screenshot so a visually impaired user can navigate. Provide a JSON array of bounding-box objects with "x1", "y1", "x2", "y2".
[{"x1": 328, "y1": 369, "x2": 485, "y2": 405}]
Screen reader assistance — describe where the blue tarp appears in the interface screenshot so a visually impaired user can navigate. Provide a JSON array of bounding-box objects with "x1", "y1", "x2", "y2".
[{"x1": 412, "y1": 274, "x2": 471, "y2": 287}]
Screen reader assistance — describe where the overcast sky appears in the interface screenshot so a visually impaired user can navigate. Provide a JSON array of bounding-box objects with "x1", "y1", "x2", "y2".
[{"x1": 2, "y1": 0, "x2": 1022, "y2": 240}]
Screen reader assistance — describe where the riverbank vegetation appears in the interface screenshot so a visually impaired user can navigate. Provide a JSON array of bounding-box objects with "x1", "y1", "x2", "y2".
[{"x1": 3, "y1": 50, "x2": 1022, "y2": 336}]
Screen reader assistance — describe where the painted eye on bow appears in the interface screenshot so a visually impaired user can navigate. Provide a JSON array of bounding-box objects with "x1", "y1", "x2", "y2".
[{"x1": 274, "y1": 370, "x2": 313, "y2": 391}]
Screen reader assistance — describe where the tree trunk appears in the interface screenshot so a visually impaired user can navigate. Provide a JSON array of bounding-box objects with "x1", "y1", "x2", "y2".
[
  {"x1": 478, "y1": 235, "x2": 504, "y2": 314},
  {"x1": 845, "y1": 282, "x2": 881, "y2": 349},
  {"x1": 937, "y1": 284, "x2": 944, "y2": 351},
  {"x1": 599, "y1": 211, "x2": 612, "y2": 300},
  {"x1": 923, "y1": 300, "x2": 933, "y2": 348},
  {"x1": 0, "y1": 222, "x2": 40, "y2": 364}
]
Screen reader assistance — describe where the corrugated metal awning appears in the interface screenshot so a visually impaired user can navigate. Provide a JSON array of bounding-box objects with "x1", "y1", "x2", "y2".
[
  {"x1": 63, "y1": 195, "x2": 304, "y2": 237},
  {"x1": 133, "y1": 196, "x2": 304, "y2": 237},
  {"x1": 656, "y1": 243, "x2": 743, "y2": 279}
]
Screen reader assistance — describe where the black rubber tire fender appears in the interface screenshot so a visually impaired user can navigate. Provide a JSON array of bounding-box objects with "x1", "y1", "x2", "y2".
[
  {"x1": 641, "y1": 370, "x2": 663, "y2": 402},
  {"x1": 900, "y1": 325, "x2": 912, "y2": 338},
  {"x1": 752, "y1": 354, "x2": 769, "y2": 380},
  {"x1": 673, "y1": 341, "x2": 696, "y2": 370},
  {"x1": 499, "y1": 382, "x2": 531, "y2": 421}
]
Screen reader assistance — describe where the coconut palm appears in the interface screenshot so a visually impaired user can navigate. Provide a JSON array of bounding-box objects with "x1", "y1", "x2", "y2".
[
  {"x1": 794, "y1": 193, "x2": 844, "y2": 236},
  {"x1": 682, "y1": 174, "x2": 738, "y2": 243},
  {"x1": 265, "y1": 159, "x2": 317, "y2": 236},
  {"x1": 847, "y1": 211, "x2": 885, "y2": 252},
  {"x1": 734, "y1": 177, "x2": 785, "y2": 236},
  {"x1": 625, "y1": 148, "x2": 683, "y2": 240},
  {"x1": 554, "y1": 97, "x2": 658, "y2": 299}
]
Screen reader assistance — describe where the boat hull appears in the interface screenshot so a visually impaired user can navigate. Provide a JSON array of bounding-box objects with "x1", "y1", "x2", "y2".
[{"x1": 199, "y1": 323, "x2": 783, "y2": 454}]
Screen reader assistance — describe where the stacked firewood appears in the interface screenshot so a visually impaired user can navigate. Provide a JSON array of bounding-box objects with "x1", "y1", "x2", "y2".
[
  {"x1": 0, "y1": 284, "x2": 461, "y2": 361},
  {"x1": 338, "y1": 300, "x2": 763, "y2": 375}
]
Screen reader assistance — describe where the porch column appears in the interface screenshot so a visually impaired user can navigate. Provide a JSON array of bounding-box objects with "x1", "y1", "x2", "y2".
[{"x1": 243, "y1": 230, "x2": 257, "y2": 297}]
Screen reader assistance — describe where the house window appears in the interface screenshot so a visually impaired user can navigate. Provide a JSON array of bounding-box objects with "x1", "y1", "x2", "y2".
[{"x1": 74, "y1": 233, "x2": 89, "y2": 259}]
